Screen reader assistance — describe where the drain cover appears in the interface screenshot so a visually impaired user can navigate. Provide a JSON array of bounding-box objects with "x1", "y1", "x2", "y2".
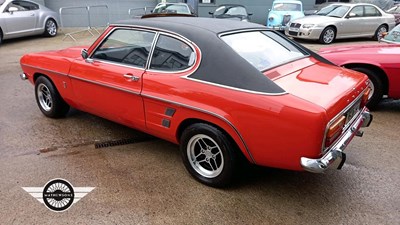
[{"x1": 94, "y1": 136, "x2": 155, "y2": 149}]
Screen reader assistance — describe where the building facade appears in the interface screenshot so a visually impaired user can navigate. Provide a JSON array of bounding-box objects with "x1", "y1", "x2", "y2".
[{"x1": 32, "y1": 0, "x2": 351, "y2": 26}]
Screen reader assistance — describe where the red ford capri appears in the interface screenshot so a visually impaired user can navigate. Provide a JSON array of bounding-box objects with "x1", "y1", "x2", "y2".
[{"x1": 20, "y1": 17, "x2": 372, "y2": 187}]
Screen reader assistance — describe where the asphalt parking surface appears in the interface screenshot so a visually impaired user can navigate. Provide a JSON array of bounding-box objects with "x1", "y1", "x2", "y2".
[{"x1": 0, "y1": 31, "x2": 399, "y2": 224}]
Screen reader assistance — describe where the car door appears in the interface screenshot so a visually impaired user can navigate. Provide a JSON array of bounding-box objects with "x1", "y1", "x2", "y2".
[
  {"x1": 363, "y1": 5, "x2": 383, "y2": 35},
  {"x1": 69, "y1": 28, "x2": 156, "y2": 130},
  {"x1": 340, "y1": 5, "x2": 364, "y2": 38},
  {"x1": 2, "y1": 0, "x2": 38, "y2": 37}
]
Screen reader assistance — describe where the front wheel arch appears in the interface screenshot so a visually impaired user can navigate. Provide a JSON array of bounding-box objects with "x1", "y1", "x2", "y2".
[
  {"x1": 344, "y1": 63, "x2": 389, "y2": 109},
  {"x1": 34, "y1": 75, "x2": 69, "y2": 118},
  {"x1": 319, "y1": 26, "x2": 337, "y2": 44}
]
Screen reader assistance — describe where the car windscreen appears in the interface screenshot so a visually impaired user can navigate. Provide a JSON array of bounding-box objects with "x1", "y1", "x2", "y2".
[
  {"x1": 215, "y1": 6, "x2": 247, "y2": 16},
  {"x1": 221, "y1": 31, "x2": 307, "y2": 72},
  {"x1": 317, "y1": 5, "x2": 350, "y2": 17},
  {"x1": 153, "y1": 4, "x2": 190, "y2": 14},
  {"x1": 273, "y1": 3, "x2": 302, "y2": 11}
]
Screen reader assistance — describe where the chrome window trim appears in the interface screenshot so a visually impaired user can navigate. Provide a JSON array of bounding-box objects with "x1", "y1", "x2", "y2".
[
  {"x1": 321, "y1": 87, "x2": 368, "y2": 153},
  {"x1": 146, "y1": 31, "x2": 201, "y2": 74},
  {"x1": 88, "y1": 25, "x2": 201, "y2": 75},
  {"x1": 181, "y1": 76, "x2": 287, "y2": 96},
  {"x1": 141, "y1": 93, "x2": 256, "y2": 163},
  {"x1": 88, "y1": 27, "x2": 158, "y2": 69}
]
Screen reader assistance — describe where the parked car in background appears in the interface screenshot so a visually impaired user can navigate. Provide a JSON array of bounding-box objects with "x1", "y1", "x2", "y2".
[
  {"x1": 20, "y1": 17, "x2": 372, "y2": 187},
  {"x1": 0, "y1": 0, "x2": 59, "y2": 45},
  {"x1": 152, "y1": 2, "x2": 195, "y2": 16},
  {"x1": 209, "y1": 4, "x2": 252, "y2": 21},
  {"x1": 319, "y1": 43, "x2": 400, "y2": 108},
  {"x1": 285, "y1": 3, "x2": 396, "y2": 44},
  {"x1": 267, "y1": 0, "x2": 304, "y2": 31},
  {"x1": 381, "y1": 23, "x2": 400, "y2": 43},
  {"x1": 386, "y1": 4, "x2": 400, "y2": 25}
]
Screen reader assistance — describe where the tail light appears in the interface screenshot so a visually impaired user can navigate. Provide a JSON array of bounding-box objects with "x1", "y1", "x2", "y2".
[
  {"x1": 360, "y1": 87, "x2": 371, "y2": 108},
  {"x1": 325, "y1": 115, "x2": 346, "y2": 147}
]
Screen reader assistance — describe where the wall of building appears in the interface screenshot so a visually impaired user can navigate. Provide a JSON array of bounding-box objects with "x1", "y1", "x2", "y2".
[
  {"x1": 36, "y1": 0, "x2": 157, "y2": 27},
  {"x1": 31, "y1": 0, "x2": 322, "y2": 27}
]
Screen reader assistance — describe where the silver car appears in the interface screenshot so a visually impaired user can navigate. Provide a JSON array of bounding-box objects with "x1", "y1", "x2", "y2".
[
  {"x1": 285, "y1": 3, "x2": 396, "y2": 44},
  {"x1": 0, "y1": 0, "x2": 59, "y2": 44}
]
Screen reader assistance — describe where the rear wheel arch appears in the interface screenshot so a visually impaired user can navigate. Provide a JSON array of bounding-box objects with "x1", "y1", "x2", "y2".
[
  {"x1": 344, "y1": 63, "x2": 389, "y2": 95},
  {"x1": 0, "y1": 27, "x2": 3, "y2": 44},
  {"x1": 344, "y1": 63, "x2": 389, "y2": 108},
  {"x1": 374, "y1": 24, "x2": 388, "y2": 40},
  {"x1": 176, "y1": 118, "x2": 249, "y2": 162}
]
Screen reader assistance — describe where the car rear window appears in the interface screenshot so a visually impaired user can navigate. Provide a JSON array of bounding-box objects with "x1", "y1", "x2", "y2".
[{"x1": 221, "y1": 31, "x2": 306, "y2": 71}]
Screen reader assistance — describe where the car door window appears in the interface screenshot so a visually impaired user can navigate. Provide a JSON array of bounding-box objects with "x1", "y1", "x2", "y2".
[
  {"x1": 92, "y1": 29, "x2": 156, "y2": 68},
  {"x1": 149, "y1": 35, "x2": 196, "y2": 71},
  {"x1": 364, "y1": 6, "x2": 380, "y2": 17},
  {"x1": 7, "y1": 0, "x2": 39, "y2": 11},
  {"x1": 349, "y1": 6, "x2": 363, "y2": 17}
]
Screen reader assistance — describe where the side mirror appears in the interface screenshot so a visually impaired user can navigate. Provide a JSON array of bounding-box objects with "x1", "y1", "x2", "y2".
[
  {"x1": 347, "y1": 12, "x2": 356, "y2": 18},
  {"x1": 209, "y1": 11, "x2": 213, "y2": 15},
  {"x1": 81, "y1": 49, "x2": 89, "y2": 59},
  {"x1": 8, "y1": 6, "x2": 18, "y2": 14}
]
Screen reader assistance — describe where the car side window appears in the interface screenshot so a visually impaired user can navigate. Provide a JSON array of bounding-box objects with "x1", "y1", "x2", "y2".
[
  {"x1": 349, "y1": 6, "x2": 363, "y2": 17},
  {"x1": 7, "y1": 1, "x2": 39, "y2": 11},
  {"x1": 92, "y1": 29, "x2": 155, "y2": 68},
  {"x1": 150, "y1": 35, "x2": 196, "y2": 71},
  {"x1": 364, "y1": 6, "x2": 381, "y2": 17}
]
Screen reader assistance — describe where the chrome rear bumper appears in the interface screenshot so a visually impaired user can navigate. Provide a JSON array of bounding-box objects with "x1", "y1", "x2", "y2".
[{"x1": 300, "y1": 108, "x2": 372, "y2": 173}]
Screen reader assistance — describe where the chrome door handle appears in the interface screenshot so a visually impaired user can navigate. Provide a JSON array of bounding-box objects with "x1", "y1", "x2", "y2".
[{"x1": 123, "y1": 74, "x2": 140, "y2": 82}]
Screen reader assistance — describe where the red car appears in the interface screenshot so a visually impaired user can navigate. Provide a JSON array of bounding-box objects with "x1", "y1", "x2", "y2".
[
  {"x1": 319, "y1": 43, "x2": 400, "y2": 109},
  {"x1": 20, "y1": 17, "x2": 372, "y2": 187}
]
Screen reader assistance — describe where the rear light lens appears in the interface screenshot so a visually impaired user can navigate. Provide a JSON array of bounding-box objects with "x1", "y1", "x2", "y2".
[
  {"x1": 325, "y1": 115, "x2": 346, "y2": 147},
  {"x1": 361, "y1": 87, "x2": 371, "y2": 108}
]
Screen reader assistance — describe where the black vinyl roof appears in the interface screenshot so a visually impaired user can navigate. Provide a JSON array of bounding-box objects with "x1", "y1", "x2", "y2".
[
  {"x1": 113, "y1": 17, "x2": 286, "y2": 95},
  {"x1": 114, "y1": 17, "x2": 265, "y2": 36}
]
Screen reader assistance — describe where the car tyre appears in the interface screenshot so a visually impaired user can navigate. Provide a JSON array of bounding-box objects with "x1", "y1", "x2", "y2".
[
  {"x1": 35, "y1": 76, "x2": 69, "y2": 118},
  {"x1": 373, "y1": 24, "x2": 387, "y2": 41},
  {"x1": 351, "y1": 67, "x2": 383, "y2": 109},
  {"x1": 43, "y1": 19, "x2": 57, "y2": 37},
  {"x1": 180, "y1": 123, "x2": 237, "y2": 188},
  {"x1": 0, "y1": 29, "x2": 3, "y2": 45},
  {"x1": 319, "y1": 27, "x2": 336, "y2": 44}
]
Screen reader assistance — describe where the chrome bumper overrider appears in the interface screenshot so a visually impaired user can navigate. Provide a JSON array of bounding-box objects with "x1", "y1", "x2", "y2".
[
  {"x1": 301, "y1": 108, "x2": 373, "y2": 173},
  {"x1": 20, "y1": 73, "x2": 28, "y2": 80}
]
